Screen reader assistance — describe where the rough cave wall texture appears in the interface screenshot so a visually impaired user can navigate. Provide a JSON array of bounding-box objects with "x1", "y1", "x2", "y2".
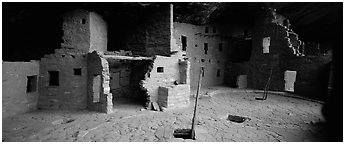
[
  {"x1": 125, "y1": 4, "x2": 171, "y2": 56},
  {"x1": 87, "y1": 52, "x2": 113, "y2": 113},
  {"x1": 2, "y1": 61, "x2": 39, "y2": 118},
  {"x1": 38, "y1": 48, "x2": 88, "y2": 110},
  {"x1": 61, "y1": 10, "x2": 107, "y2": 52},
  {"x1": 173, "y1": 22, "x2": 227, "y2": 89}
]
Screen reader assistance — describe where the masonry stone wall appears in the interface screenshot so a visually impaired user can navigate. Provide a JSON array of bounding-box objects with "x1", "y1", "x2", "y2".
[
  {"x1": 158, "y1": 85, "x2": 190, "y2": 109},
  {"x1": 61, "y1": 9, "x2": 90, "y2": 51},
  {"x1": 38, "y1": 48, "x2": 88, "y2": 110},
  {"x1": 108, "y1": 61, "x2": 131, "y2": 99},
  {"x1": 61, "y1": 10, "x2": 107, "y2": 53},
  {"x1": 173, "y1": 22, "x2": 227, "y2": 89},
  {"x1": 249, "y1": 8, "x2": 297, "y2": 91},
  {"x1": 143, "y1": 55, "x2": 180, "y2": 103},
  {"x1": 87, "y1": 52, "x2": 113, "y2": 113},
  {"x1": 2, "y1": 61, "x2": 39, "y2": 118}
]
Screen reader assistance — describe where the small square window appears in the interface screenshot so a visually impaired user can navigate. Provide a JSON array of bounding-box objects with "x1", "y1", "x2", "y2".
[
  {"x1": 157, "y1": 67, "x2": 164, "y2": 73},
  {"x1": 74, "y1": 68, "x2": 82, "y2": 76}
]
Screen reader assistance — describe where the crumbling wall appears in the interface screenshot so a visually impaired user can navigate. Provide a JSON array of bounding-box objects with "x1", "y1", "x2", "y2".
[
  {"x1": 2, "y1": 61, "x2": 39, "y2": 118},
  {"x1": 61, "y1": 9, "x2": 90, "y2": 51},
  {"x1": 130, "y1": 60, "x2": 154, "y2": 107},
  {"x1": 247, "y1": 7, "x2": 331, "y2": 99},
  {"x1": 174, "y1": 22, "x2": 227, "y2": 89},
  {"x1": 249, "y1": 8, "x2": 299, "y2": 91},
  {"x1": 142, "y1": 55, "x2": 180, "y2": 103},
  {"x1": 87, "y1": 52, "x2": 113, "y2": 113},
  {"x1": 38, "y1": 48, "x2": 88, "y2": 110},
  {"x1": 90, "y1": 12, "x2": 107, "y2": 52}
]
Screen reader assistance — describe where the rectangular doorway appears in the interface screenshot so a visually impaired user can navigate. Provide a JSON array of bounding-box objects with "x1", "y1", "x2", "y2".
[
  {"x1": 181, "y1": 35, "x2": 187, "y2": 51},
  {"x1": 93, "y1": 75, "x2": 101, "y2": 103}
]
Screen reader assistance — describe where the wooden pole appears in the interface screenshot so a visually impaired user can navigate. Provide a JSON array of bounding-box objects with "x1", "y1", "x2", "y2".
[{"x1": 191, "y1": 67, "x2": 203, "y2": 139}]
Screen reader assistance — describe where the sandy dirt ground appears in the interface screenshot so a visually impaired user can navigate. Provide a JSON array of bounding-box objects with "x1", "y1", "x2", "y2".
[{"x1": 2, "y1": 87, "x2": 327, "y2": 142}]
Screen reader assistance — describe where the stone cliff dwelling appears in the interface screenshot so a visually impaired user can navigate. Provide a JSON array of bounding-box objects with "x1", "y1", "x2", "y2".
[{"x1": 2, "y1": 2, "x2": 342, "y2": 142}]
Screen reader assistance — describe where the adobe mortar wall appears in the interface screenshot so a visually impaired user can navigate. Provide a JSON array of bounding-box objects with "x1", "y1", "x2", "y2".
[
  {"x1": 2, "y1": 61, "x2": 39, "y2": 118},
  {"x1": 61, "y1": 9, "x2": 90, "y2": 51},
  {"x1": 38, "y1": 48, "x2": 88, "y2": 110},
  {"x1": 142, "y1": 55, "x2": 181, "y2": 103},
  {"x1": 173, "y1": 22, "x2": 227, "y2": 89},
  {"x1": 87, "y1": 52, "x2": 113, "y2": 113}
]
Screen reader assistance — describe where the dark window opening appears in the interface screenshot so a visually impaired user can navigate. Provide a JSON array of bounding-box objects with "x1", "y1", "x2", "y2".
[
  {"x1": 209, "y1": 59, "x2": 211, "y2": 63},
  {"x1": 204, "y1": 43, "x2": 208, "y2": 54},
  {"x1": 219, "y1": 43, "x2": 223, "y2": 52},
  {"x1": 74, "y1": 68, "x2": 82, "y2": 76},
  {"x1": 213, "y1": 26, "x2": 217, "y2": 33},
  {"x1": 181, "y1": 35, "x2": 187, "y2": 51},
  {"x1": 157, "y1": 67, "x2": 164, "y2": 73},
  {"x1": 205, "y1": 27, "x2": 208, "y2": 33},
  {"x1": 201, "y1": 59, "x2": 205, "y2": 62},
  {"x1": 26, "y1": 75, "x2": 37, "y2": 93},
  {"x1": 217, "y1": 69, "x2": 221, "y2": 77},
  {"x1": 195, "y1": 44, "x2": 198, "y2": 47},
  {"x1": 81, "y1": 18, "x2": 86, "y2": 24},
  {"x1": 48, "y1": 71, "x2": 59, "y2": 86},
  {"x1": 201, "y1": 67, "x2": 205, "y2": 77}
]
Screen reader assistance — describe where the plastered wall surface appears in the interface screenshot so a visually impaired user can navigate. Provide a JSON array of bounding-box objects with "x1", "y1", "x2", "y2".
[
  {"x1": 3, "y1": 61, "x2": 39, "y2": 118},
  {"x1": 174, "y1": 22, "x2": 227, "y2": 89},
  {"x1": 38, "y1": 48, "x2": 88, "y2": 110},
  {"x1": 90, "y1": 12, "x2": 107, "y2": 52},
  {"x1": 61, "y1": 9, "x2": 90, "y2": 51}
]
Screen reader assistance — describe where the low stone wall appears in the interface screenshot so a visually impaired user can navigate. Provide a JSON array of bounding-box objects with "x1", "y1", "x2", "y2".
[
  {"x1": 2, "y1": 61, "x2": 40, "y2": 118},
  {"x1": 158, "y1": 84, "x2": 190, "y2": 109}
]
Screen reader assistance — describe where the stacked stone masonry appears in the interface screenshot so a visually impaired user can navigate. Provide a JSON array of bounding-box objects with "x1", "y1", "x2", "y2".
[
  {"x1": 2, "y1": 61, "x2": 40, "y2": 118},
  {"x1": 173, "y1": 22, "x2": 228, "y2": 89}
]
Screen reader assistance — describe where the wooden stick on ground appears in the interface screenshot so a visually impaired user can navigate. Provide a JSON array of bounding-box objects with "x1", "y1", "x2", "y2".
[{"x1": 191, "y1": 67, "x2": 203, "y2": 139}]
